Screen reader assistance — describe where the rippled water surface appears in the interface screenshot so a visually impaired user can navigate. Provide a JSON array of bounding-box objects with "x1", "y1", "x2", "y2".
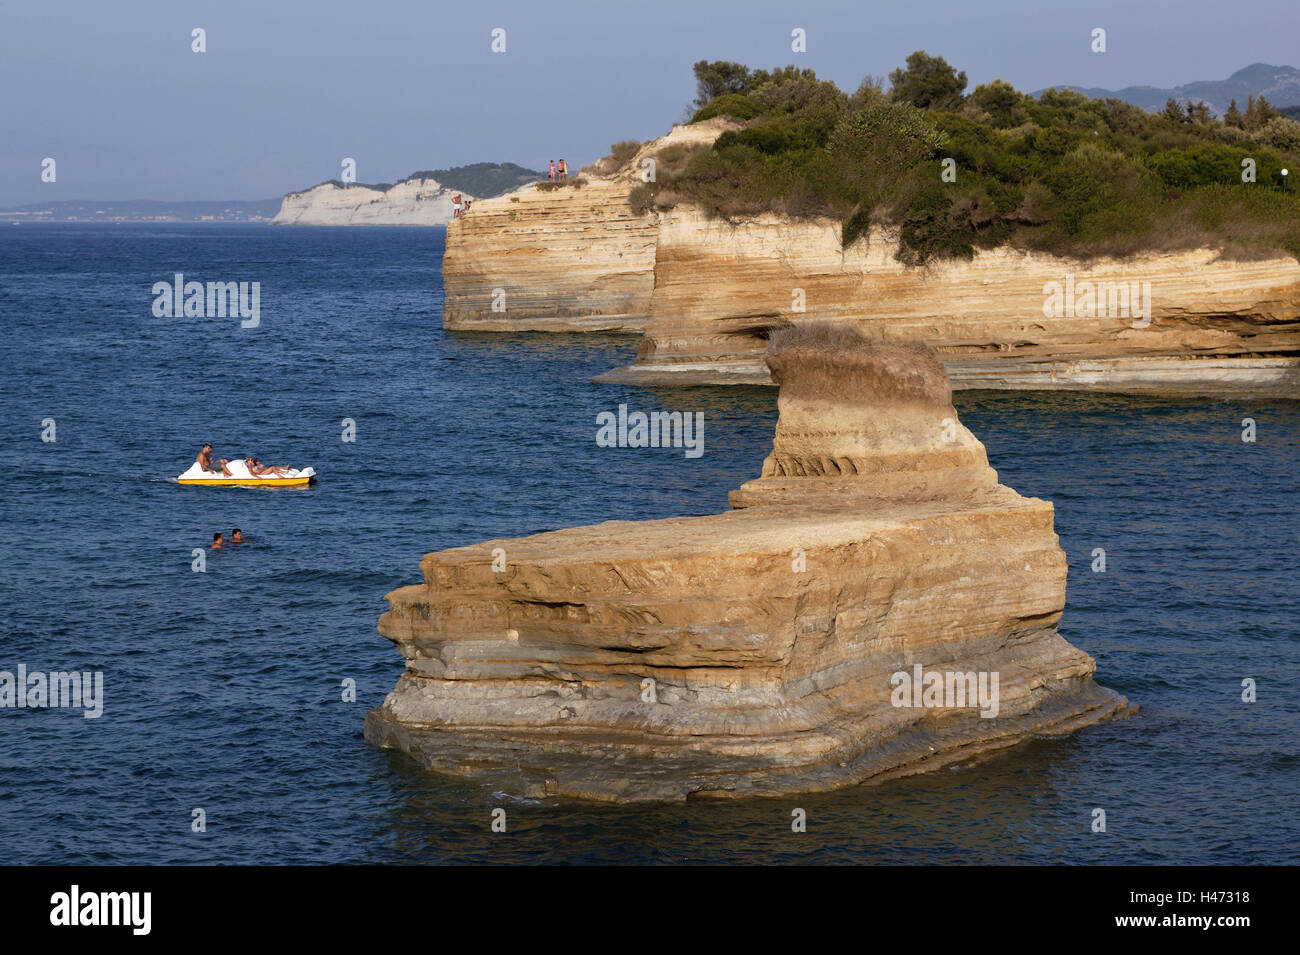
[{"x1": 1, "y1": 224, "x2": 1296, "y2": 864}]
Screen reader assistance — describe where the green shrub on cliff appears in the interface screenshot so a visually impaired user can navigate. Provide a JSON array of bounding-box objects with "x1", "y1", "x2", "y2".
[
  {"x1": 655, "y1": 53, "x2": 1300, "y2": 263},
  {"x1": 692, "y1": 93, "x2": 758, "y2": 123}
]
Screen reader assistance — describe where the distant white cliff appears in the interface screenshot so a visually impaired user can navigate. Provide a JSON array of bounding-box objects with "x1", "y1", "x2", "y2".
[{"x1": 272, "y1": 178, "x2": 471, "y2": 226}]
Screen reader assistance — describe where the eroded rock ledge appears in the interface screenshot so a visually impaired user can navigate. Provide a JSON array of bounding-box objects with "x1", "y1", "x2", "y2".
[
  {"x1": 366, "y1": 327, "x2": 1134, "y2": 801},
  {"x1": 599, "y1": 213, "x2": 1300, "y2": 396}
]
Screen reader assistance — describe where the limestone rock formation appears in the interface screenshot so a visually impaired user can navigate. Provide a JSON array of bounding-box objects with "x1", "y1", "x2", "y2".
[
  {"x1": 272, "y1": 177, "x2": 467, "y2": 226},
  {"x1": 365, "y1": 326, "x2": 1134, "y2": 801},
  {"x1": 440, "y1": 119, "x2": 739, "y2": 333}
]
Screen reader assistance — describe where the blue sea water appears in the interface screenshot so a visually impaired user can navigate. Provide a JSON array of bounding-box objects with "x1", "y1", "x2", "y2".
[{"x1": 0, "y1": 223, "x2": 1296, "y2": 865}]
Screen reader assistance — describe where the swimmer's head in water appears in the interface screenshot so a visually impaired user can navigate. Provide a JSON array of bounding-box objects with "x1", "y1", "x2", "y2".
[
  {"x1": 213, "y1": 532, "x2": 223, "y2": 544},
  {"x1": 231, "y1": 528, "x2": 242, "y2": 542}
]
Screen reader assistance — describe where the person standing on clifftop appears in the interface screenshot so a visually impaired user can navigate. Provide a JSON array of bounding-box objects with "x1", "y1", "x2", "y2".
[
  {"x1": 548, "y1": 160, "x2": 556, "y2": 183},
  {"x1": 559, "y1": 159, "x2": 567, "y2": 182}
]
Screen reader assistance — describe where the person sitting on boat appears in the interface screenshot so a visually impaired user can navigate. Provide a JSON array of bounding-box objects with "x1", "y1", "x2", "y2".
[
  {"x1": 198, "y1": 443, "x2": 233, "y2": 476},
  {"x1": 247, "y1": 457, "x2": 291, "y2": 477}
]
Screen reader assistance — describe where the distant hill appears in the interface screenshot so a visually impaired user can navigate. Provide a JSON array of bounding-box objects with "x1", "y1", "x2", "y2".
[
  {"x1": 0, "y1": 198, "x2": 281, "y2": 222},
  {"x1": 289, "y1": 163, "x2": 545, "y2": 200},
  {"x1": 273, "y1": 162, "x2": 548, "y2": 226},
  {"x1": 400, "y1": 162, "x2": 543, "y2": 197},
  {"x1": 1035, "y1": 63, "x2": 1300, "y2": 116}
]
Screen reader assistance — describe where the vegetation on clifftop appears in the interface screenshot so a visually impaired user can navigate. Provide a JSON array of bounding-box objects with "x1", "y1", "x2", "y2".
[{"x1": 628, "y1": 53, "x2": 1300, "y2": 264}]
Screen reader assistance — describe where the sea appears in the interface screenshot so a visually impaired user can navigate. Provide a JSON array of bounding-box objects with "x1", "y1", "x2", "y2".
[{"x1": 1, "y1": 223, "x2": 1296, "y2": 864}]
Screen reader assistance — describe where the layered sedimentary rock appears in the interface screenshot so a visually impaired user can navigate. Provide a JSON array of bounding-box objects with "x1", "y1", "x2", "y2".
[
  {"x1": 440, "y1": 119, "x2": 738, "y2": 333},
  {"x1": 272, "y1": 178, "x2": 467, "y2": 226},
  {"x1": 365, "y1": 327, "x2": 1133, "y2": 802},
  {"x1": 599, "y1": 213, "x2": 1300, "y2": 396}
]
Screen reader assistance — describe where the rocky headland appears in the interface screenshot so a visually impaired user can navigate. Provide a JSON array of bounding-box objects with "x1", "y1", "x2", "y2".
[
  {"x1": 441, "y1": 124, "x2": 1300, "y2": 397},
  {"x1": 272, "y1": 177, "x2": 469, "y2": 226},
  {"x1": 365, "y1": 326, "x2": 1134, "y2": 802}
]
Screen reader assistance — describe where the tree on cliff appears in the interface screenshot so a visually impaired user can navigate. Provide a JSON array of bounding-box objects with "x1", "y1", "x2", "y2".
[
  {"x1": 968, "y1": 79, "x2": 1026, "y2": 126},
  {"x1": 692, "y1": 61, "x2": 755, "y2": 108},
  {"x1": 888, "y1": 51, "x2": 967, "y2": 109}
]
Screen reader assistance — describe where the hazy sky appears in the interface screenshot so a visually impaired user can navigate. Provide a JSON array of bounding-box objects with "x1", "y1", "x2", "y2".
[{"x1": 2, "y1": 0, "x2": 1296, "y2": 205}]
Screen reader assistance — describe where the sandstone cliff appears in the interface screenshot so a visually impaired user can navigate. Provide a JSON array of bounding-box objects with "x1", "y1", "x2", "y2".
[
  {"x1": 601, "y1": 214, "x2": 1300, "y2": 396},
  {"x1": 365, "y1": 328, "x2": 1133, "y2": 802},
  {"x1": 440, "y1": 119, "x2": 738, "y2": 333},
  {"x1": 439, "y1": 127, "x2": 1300, "y2": 396},
  {"x1": 272, "y1": 177, "x2": 467, "y2": 226}
]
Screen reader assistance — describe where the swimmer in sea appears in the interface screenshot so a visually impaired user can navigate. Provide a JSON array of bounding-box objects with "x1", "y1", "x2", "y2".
[
  {"x1": 212, "y1": 532, "x2": 225, "y2": 550},
  {"x1": 230, "y1": 528, "x2": 244, "y2": 544}
]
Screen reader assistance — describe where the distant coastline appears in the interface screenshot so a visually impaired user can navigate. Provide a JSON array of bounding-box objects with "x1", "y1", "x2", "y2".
[
  {"x1": 0, "y1": 163, "x2": 544, "y2": 226},
  {"x1": 1, "y1": 198, "x2": 281, "y2": 223}
]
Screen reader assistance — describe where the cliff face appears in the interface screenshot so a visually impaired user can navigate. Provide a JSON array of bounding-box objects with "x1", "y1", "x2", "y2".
[
  {"x1": 600, "y1": 212, "x2": 1300, "y2": 395},
  {"x1": 440, "y1": 119, "x2": 737, "y2": 333},
  {"x1": 439, "y1": 178, "x2": 656, "y2": 332},
  {"x1": 271, "y1": 178, "x2": 466, "y2": 226},
  {"x1": 365, "y1": 329, "x2": 1133, "y2": 802}
]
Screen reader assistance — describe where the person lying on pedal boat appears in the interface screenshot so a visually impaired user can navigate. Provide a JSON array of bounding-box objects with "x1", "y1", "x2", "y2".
[{"x1": 245, "y1": 457, "x2": 292, "y2": 477}]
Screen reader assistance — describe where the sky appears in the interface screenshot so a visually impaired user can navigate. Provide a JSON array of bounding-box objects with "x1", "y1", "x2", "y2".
[{"x1": 1, "y1": 0, "x2": 1296, "y2": 205}]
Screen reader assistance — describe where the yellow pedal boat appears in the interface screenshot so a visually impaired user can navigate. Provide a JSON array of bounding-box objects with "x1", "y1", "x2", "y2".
[{"x1": 176, "y1": 461, "x2": 316, "y2": 487}]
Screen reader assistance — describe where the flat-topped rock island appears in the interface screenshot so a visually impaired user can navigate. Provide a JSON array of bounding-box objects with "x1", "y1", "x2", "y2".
[{"x1": 365, "y1": 326, "x2": 1133, "y2": 801}]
